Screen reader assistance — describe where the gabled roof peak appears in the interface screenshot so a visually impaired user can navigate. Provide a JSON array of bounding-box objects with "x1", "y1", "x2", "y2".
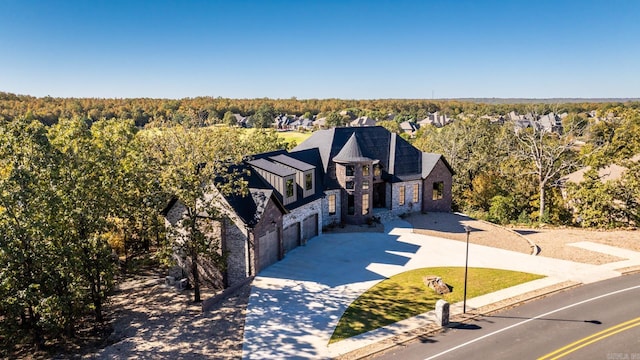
[{"x1": 332, "y1": 133, "x2": 373, "y2": 163}]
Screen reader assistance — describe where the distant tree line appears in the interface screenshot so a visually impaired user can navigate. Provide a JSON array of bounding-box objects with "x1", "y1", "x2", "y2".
[{"x1": 3, "y1": 91, "x2": 639, "y2": 128}]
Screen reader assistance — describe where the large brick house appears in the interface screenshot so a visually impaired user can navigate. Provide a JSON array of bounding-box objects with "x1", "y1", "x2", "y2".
[{"x1": 163, "y1": 126, "x2": 453, "y2": 288}]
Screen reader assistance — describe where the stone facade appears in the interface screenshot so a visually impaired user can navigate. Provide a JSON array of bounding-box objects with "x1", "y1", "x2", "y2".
[
  {"x1": 322, "y1": 189, "x2": 342, "y2": 227},
  {"x1": 224, "y1": 218, "x2": 250, "y2": 287},
  {"x1": 163, "y1": 200, "x2": 227, "y2": 288},
  {"x1": 164, "y1": 200, "x2": 187, "y2": 228},
  {"x1": 250, "y1": 198, "x2": 284, "y2": 273},
  {"x1": 163, "y1": 194, "x2": 286, "y2": 288},
  {"x1": 283, "y1": 198, "x2": 323, "y2": 244},
  {"x1": 389, "y1": 180, "x2": 422, "y2": 216},
  {"x1": 422, "y1": 159, "x2": 453, "y2": 212},
  {"x1": 334, "y1": 162, "x2": 376, "y2": 225}
]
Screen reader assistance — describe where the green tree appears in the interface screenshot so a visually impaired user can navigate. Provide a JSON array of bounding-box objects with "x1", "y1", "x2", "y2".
[
  {"x1": 566, "y1": 170, "x2": 619, "y2": 228},
  {"x1": 376, "y1": 120, "x2": 401, "y2": 134},
  {"x1": 488, "y1": 195, "x2": 516, "y2": 225},
  {"x1": 145, "y1": 122, "x2": 247, "y2": 302},
  {"x1": 326, "y1": 112, "x2": 346, "y2": 127},
  {"x1": 512, "y1": 126, "x2": 580, "y2": 221},
  {"x1": 48, "y1": 118, "x2": 117, "y2": 324},
  {"x1": 0, "y1": 118, "x2": 61, "y2": 346},
  {"x1": 91, "y1": 119, "x2": 162, "y2": 263},
  {"x1": 250, "y1": 104, "x2": 275, "y2": 128},
  {"x1": 223, "y1": 111, "x2": 237, "y2": 127},
  {"x1": 414, "y1": 118, "x2": 507, "y2": 212},
  {"x1": 244, "y1": 129, "x2": 291, "y2": 153}
]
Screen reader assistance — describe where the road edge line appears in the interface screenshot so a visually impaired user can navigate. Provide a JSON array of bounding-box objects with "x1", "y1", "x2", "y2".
[{"x1": 333, "y1": 280, "x2": 581, "y2": 360}]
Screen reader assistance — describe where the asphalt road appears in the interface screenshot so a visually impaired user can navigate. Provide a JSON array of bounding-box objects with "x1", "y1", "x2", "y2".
[{"x1": 374, "y1": 273, "x2": 640, "y2": 360}]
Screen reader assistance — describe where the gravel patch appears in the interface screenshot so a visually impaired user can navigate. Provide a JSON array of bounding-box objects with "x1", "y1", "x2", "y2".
[
  {"x1": 83, "y1": 274, "x2": 250, "y2": 360},
  {"x1": 407, "y1": 213, "x2": 533, "y2": 254},
  {"x1": 513, "y1": 227, "x2": 639, "y2": 265}
]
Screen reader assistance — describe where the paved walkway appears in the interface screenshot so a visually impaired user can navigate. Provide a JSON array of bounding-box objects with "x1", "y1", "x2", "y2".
[{"x1": 242, "y1": 219, "x2": 640, "y2": 359}]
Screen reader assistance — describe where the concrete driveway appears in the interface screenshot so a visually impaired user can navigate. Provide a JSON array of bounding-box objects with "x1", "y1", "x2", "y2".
[{"x1": 242, "y1": 219, "x2": 640, "y2": 359}]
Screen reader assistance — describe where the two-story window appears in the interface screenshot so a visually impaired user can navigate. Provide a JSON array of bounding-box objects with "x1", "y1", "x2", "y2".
[
  {"x1": 412, "y1": 184, "x2": 419, "y2": 203},
  {"x1": 362, "y1": 193, "x2": 369, "y2": 215},
  {"x1": 399, "y1": 185, "x2": 406, "y2": 206},
  {"x1": 328, "y1": 194, "x2": 336, "y2": 215}
]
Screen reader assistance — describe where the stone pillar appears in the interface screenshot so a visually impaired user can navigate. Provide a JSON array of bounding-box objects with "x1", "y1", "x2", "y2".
[{"x1": 435, "y1": 299, "x2": 449, "y2": 326}]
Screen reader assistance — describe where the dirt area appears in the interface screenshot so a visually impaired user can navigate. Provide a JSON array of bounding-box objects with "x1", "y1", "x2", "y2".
[
  {"x1": 407, "y1": 212, "x2": 639, "y2": 265},
  {"x1": 407, "y1": 212, "x2": 533, "y2": 254},
  {"x1": 512, "y1": 227, "x2": 640, "y2": 265},
  {"x1": 80, "y1": 272, "x2": 251, "y2": 360}
]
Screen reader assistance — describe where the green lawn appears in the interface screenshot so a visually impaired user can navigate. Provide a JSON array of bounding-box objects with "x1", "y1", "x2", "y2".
[
  {"x1": 240, "y1": 128, "x2": 313, "y2": 148},
  {"x1": 274, "y1": 130, "x2": 313, "y2": 147},
  {"x1": 330, "y1": 267, "x2": 544, "y2": 343}
]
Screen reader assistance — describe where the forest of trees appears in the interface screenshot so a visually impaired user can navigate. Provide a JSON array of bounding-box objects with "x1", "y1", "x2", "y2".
[
  {"x1": 1, "y1": 92, "x2": 639, "y2": 354},
  {"x1": 0, "y1": 112, "x2": 290, "y2": 354}
]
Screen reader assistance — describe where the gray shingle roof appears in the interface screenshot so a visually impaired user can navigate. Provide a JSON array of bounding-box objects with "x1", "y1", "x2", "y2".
[
  {"x1": 247, "y1": 158, "x2": 295, "y2": 177},
  {"x1": 216, "y1": 163, "x2": 287, "y2": 227},
  {"x1": 562, "y1": 154, "x2": 640, "y2": 184},
  {"x1": 421, "y1": 152, "x2": 454, "y2": 178},
  {"x1": 332, "y1": 133, "x2": 374, "y2": 163},
  {"x1": 269, "y1": 154, "x2": 315, "y2": 171},
  {"x1": 292, "y1": 126, "x2": 427, "y2": 183}
]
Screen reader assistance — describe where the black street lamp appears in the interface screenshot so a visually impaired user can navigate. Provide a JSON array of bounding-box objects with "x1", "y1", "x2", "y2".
[{"x1": 463, "y1": 225, "x2": 471, "y2": 314}]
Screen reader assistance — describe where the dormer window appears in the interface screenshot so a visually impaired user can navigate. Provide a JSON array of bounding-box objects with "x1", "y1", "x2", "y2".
[
  {"x1": 346, "y1": 165, "x2": 354, "y2": 176},
  {"x1": 305, "y1": 173, "x2": 313, "y2": 191},
  {"x1": 286, "y1": 178, "x2": 294, "y2": 198}
]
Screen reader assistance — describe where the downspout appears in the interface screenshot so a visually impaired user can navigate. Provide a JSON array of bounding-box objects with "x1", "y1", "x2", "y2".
[
  {"x1": 246, "y1": 226, "x2": 254, "y2": 277},
  {"x1": 388, "y1": 133, "x2": 396, "y2": 210}
]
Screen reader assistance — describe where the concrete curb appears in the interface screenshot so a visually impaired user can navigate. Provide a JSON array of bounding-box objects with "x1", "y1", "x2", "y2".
[
  {"x1": 477, "y1": 219, "x2": 541, "y2": 256},
  {"x1": 617, "y1": 265, "x2": 640, "y2": 275},
  {"x1": 334, "y1": 280, "x2": 581, "y2": 360}
]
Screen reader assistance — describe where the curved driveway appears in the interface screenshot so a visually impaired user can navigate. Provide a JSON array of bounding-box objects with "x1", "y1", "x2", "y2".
[{"x1": 242, "y1": 219, "x2": 640, "y2": 359}]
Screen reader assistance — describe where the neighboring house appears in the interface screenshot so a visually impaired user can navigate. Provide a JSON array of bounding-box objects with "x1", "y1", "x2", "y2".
[
  {"x1": 163, "y1": 126, "x2": 453, "y2": 288},
  {"x1": 233, "y1": 113, "x2": 248, "y2": 127},
  {"x1": 314, "y1": 116, "x2": 327, "y2": 129},
  {"x1": 296, "y1": 117, "x2": 314, "y2": 131},
  {"x1": 510, "y1": 111, "x2": 563, "y2": 134},
  {"x1": 349, "y1": 116, "x2": 377, "y2": 127},
  {"x1": 399, "y1": 120, "x2": 419, "y2": 136},
  {"x1": 538, "y1": 112, "x2": 563, "y2": 133},
  {"x1": 418, "y1": 112, "x2": 453, "y2": 128},
  {"x1": 274, "y1": 114, "x2": 297, "y2": 130},
  {"x1": 560, "y1": 154, "x2": 640, "y2": 188},
  {"x1": 559, "y1": 154, "x2": 640, "y2": 221}
]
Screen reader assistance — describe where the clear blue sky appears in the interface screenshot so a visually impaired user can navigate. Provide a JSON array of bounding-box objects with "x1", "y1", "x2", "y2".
[{"x1": 1, "y1": 0, "x2": 638, "y2": 99}]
